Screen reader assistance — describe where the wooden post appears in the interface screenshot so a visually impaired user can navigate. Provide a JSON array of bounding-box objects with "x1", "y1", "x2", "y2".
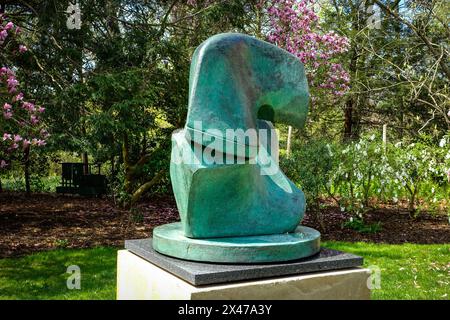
[
  {"x1": 382, "y1": 124, "x2": 387, "y2": 152},
  {"x1": 24, "y1": 145, "x2": 31, "y2": 194},
  {"x1": 82, "y1": 152, "x2": 89, "y2": 175},
  {"x1": 286, "y1": 126, "x2": 293, "y2": 158}
]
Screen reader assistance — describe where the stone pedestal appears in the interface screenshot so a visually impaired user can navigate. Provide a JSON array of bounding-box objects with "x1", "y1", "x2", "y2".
[
  {"x1": 116, "y1": 239, "x2": 371, "y2": 300},
  {"x1": 153, "y1": 222, "x2": 320, "y2": 263}
]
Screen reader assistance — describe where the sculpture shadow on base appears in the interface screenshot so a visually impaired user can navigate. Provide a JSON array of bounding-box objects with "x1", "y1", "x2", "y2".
[{"x1": 153, "y1": 33, "x2": 321, "y2": 263}]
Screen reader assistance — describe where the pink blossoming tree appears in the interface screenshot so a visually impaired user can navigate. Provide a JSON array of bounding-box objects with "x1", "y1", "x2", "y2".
[
  {"x1": 186, "y1": 0, "x2": 350, "y2": 101},
  {"x1": 0, "y1": 14, "x2": 48, "y2": 191},
  {"x1": 265, "y1": 0, "x2": 350, "y2": 100}
]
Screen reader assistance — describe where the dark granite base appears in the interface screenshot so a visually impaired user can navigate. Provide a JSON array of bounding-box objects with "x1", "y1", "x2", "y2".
[{"x1": 125, "y1": 238, "x2": 363, "y2": 286}]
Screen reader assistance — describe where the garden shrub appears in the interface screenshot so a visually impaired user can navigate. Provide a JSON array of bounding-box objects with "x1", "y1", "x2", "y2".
[
  {"x1": 282, "y1": 139, "x2": 337, "y2": 207},
  {"x1": 283, "y1": 132, "x2": 450, "y2": 223},
  {"x1": 385, "y1": 135, "x2": 450, "y2": 216},
  {"x1": 281, "y1": 138, "x2": 338, "y2": 227},
  {"x1": 342, "y1": 217, "x2": 382, "y2": 233},
  {"x1": 332, "y1": 134, "x2": 387, "y2": 216}
]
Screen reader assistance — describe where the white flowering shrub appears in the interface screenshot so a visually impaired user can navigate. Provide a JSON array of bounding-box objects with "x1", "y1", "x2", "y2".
[
  {"x1": 283, "y1": 133, "x2": 450, "y2": 220},
  {"x1": 386, "y1": 135, "x2": 450, "y2": 214},
  {"x1": 334, "y1": 134, "x2": 449, "y2": 216},
  {"x1": 331, "y1": 134, "x2": 387, "y2": 216}
]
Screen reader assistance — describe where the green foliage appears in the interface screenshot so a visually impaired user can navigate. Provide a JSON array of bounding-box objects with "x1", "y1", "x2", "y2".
[
  {"x1": 54, "y1": 239, "x2": 69, "y2": 249},
  {"x1": 109, "y1": 164, "x2": 131, "y2": 206},
  {"x1": 283, "y1": 132, "x2": 450, "y2": 220},
  {"x1": 2, "y1": 1, "x2": 448, "y2": 205},
  {"x1": 332, "y1": 134, "x2": 385, "y2": 213},
  {"x1": 281, "y1": 138, "x2": 337, "y2": 209},
  {"x1": 1, "y1": 174, "x2": 59, "y2": 193},
  {"x1": 342, "y1": 218, "x2": 382, "y2": 234},
  {"x1": 334, "y1": 133, "x2": 449, "y2": 216},
  {"x1": 318, "y1": 0, "x2": 450, "y2": 138},
  {"x1": 129, "y1": 207, "x2": 144, "y2": 224},
  {"x1": 386, "y1": 135, "x2": 450, "y2": 215}
]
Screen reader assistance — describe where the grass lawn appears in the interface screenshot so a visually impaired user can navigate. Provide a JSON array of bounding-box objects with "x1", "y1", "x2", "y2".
[
  {"x1": 323, "y1": 242, "x2": 449, "y2": 300},
  {"x1": 0, "y1": 242, "x2": 448, "y2": 300},
  {"x1": 0, "y1": 247, "x2": 117, "y2": 300}
]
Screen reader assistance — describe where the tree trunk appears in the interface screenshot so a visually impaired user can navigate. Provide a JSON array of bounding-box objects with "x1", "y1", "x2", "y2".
[
  {"x1": 131, "y1": 170, "x2": 165, "y2": 205},
  {"x1": 24, "y1": 145, "x2": 31, "y2": 194},
  {"x1": 82, "y1": 152, "x2": 89, "y2": 175},
  {"x1": 122, "y1": 132, "x2": 166, "y2": 203},
  {"x1": 409, "y1": 191, "x2": 416, "y2": 216},
  {"x1": 406, "y1": 184, "x2": 417, "y2": 217},
  {"x1": 344, "y1": 98, "x2": 354, "y2": 140},
  {"x1": 344, "y1": 44, "x2": 359, "y2": 141},
  {"x1": 122, "y1": 133, "x2": 133, "y2": 194},
  {"x1": 110, "y1": 155, "x2": 116, "y2": 179},
  {"x1": 344, "y1": 99, "x2": 360, "y2": 140},
  {"x1": 106, "y1": 0, "x2": 121, "y2": 36}
]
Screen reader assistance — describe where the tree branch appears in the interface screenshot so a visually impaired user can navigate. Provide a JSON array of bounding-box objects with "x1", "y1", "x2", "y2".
[{"x1": 373, "y1": 0, "x2": 450, "y2": 79}]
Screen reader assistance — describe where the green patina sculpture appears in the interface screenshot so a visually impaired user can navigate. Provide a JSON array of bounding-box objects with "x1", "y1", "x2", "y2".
[{"x1": 153, "y1": 33, "x2": 320, "y2": 263}]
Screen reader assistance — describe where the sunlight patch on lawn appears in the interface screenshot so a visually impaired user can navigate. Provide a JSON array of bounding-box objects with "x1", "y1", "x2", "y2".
[{"x1": 323, "y1": 242, "x2": 450, "y2": 300}]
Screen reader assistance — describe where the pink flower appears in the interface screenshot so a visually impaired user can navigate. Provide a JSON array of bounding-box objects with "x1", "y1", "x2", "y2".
[
  {"x1": 30, "y1": 115, "x2": 39, "y2": 124},
  {"x1": 10, "y1": 143, "x2": 19, "y2": 150},
  {"x1": 0, "y1": 160, "x2": 7, "y2": 168},
  {"x1": 0, "y1": 67, "x2": 14, "y2": 76},
  {"x1": 7, "y1": 77, "x2": 19, "y2": 87},
  {"x1": 13, "y1": 134, "x2": 22, "y2": 142},
  {"x1": 38, "y1": 106, "x2": 45, "y2": 113},
  {"x1": 31, "y1": 138, "x2": 46, "y2": 146},
  {"x1": 13, "y1": 92, "x2": 24, "y2": 102},
  {"x1": 4, "y1": 22, "x2": 14, "y2": 30},
  {"x1": 3, "y1": 103, "x2": 12, "y2": 111},
  {"x1": 15, "y1": 26, "x2": 21, "y2": 35},
  {"x1": 6, "y1": 77, "x2": 19, "y2": 93},
  {"x1": 22, "y1": 102, "x2": 35, "y2": 112},
  {"x1": 40, "y1": 129, "x2": 50, "y2": 138},
  {"x1": 3, "y1": 111, "x2": 13, "y2": 119},
  {"x1": 266, "y1": 0, "x2": 350, "y2": 98},
  {"x1": 0, "y1": 30, "x2": 8, "y2": 42},
  {"x1": 3, "y1": 133, "x2": 12, "y2": 141},
  {"x1": 19, "y1": 45, "x2": 27, "y2": 53},
  {"x1": 23, "y1": 139, "x2": 31, "y2": 147}
]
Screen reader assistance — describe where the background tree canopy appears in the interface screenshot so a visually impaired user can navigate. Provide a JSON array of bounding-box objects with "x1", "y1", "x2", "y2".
[{"x1": 0, "y1": 0, "x2": 448, "y2": 208}]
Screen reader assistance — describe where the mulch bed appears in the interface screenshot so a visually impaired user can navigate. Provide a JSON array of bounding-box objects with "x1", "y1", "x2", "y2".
[
  {"x1": 0, "y1": 192, "x2": 448, "y2": 258},
  {"x1": 305, "y1": 205, "x2": 449, "y2": 244}
]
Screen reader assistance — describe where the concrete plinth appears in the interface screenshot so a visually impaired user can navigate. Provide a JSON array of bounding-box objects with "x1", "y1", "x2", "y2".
[{"x1": 116, "y1": 249, "x2": 371, "y2": 300}]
